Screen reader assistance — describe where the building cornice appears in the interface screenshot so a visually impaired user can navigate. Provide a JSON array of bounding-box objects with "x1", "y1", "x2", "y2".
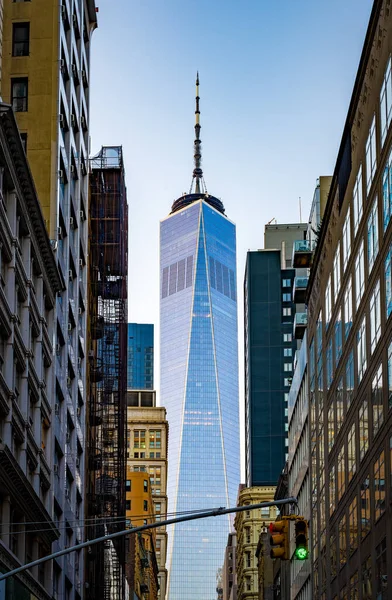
[{"x1": 0, "y1": 104, "x2": 63, "y2": 302}]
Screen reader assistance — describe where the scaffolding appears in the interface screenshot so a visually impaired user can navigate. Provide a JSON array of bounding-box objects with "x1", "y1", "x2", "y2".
[{"x1": 86, "y1": 147, "x2": 128, "y2": 600}]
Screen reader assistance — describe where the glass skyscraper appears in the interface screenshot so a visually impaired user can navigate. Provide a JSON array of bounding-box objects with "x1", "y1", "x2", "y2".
[
  {"x1": 160, "y1": 75, "x2": 240, "y2": 600},
  {"x1": 127, "y1": 323, "x2": 154, "y2": 389}
]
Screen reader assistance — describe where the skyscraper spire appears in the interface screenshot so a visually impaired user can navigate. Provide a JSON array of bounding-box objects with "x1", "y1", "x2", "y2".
[{"x1": 193, "y1": 72, "x2": 203, "y2": 193}]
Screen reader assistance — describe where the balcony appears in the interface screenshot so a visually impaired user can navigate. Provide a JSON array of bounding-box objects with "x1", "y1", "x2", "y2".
[
  {"x1": 293, "y1": 276, "x2": 308, "y2": 304},
  {"x1": 293, "y1": 312, "x2": 307, "y2": 340},
  {"x1": 292, "y1": 240, "x2": 314, "y2": 268}
]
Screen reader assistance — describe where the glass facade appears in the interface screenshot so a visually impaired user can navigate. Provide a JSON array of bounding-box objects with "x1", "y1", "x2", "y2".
[
  {"x1": 127, "y1": 323, "x2": 154, "y2": 389},
  {"x1": 160, "y1": 200, "x2": 240, "y2": 600}
]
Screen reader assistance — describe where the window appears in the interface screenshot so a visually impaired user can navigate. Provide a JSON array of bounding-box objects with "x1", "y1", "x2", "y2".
[
  {"x1": 355, "y1": 240, "x2": 365, "y2": 308},
  {"x1": 357, "y1": 317, "x2": 367, "y2": 383},
  {"x1": 282, "y1": 279, "x2": 291, "y2": 287},
  {"x1": 348, "y1": 497, "x2": 358, "y2": 555},
  {"x1": 283, "y1": 348, "x2": 292, "y2": 357},
  {"x1": 328, "y1": 406, "x2": 335, "y2": 451},
  {"x1": 126, "y1": 480, "x2": 131, "y2": 492},
  {"x1": 337, "y1": 445, "x2": 345, "y2": 500},
  {"x1": 143, "y1": 479, "x2": 148, "y2": 492},
  {"x1": 375, "y1": 539, "x2": 387, "y2": 599},
  {"x1": 126, "y1": 500, "x2": 131, "y2": 511},
  {"x1": 335, "y1": 311, "x2": 343, "y2": 367},
  {"x1": 283, "y1": 333, "x2": 292, "y2": 342},
  {"x1": 347, "y1": 423, "x2": 356, "y2": 482},
  {"x1": 372, "y1": 365, "x2": 383, "y2": 436},
  {"x1": 282, "y1": 293, "x2": 291, "y2": 302},
  {"x1": 282, "y1": 307, "x2": 291, "y2": 316},
  {"x1": 143, "y1": 500, "x2": 148, "y2": 512},
  {"x1": 388, "y1": 343, "x2": 392, "y2": 409},
  {"x1": 366, "y1": 115, "x2": 377, "y2": 193},
  {"x1": 325, "y1": 276, "x2": 332, "y2": 328},
  {"x1": 343, "y1": 208, "x2": 351, "y2": 271},
  {"x1": 370, "y1": 281, "x2": 381, "y2": 353},
  {"x1": 333, "y1": 245, "x2": 341, "y2": 299},
  {"x1": 326, "y1": 338, "x2": 333, "y2": 389},
  {"x1": 383, "y1": 151, "x2": 392, "y2": 230},
  {"x1": 329, "y1": 465, "x2": 336, "y2": 514},
  {"x1": 11, "y1": 78, "x2": 28, "y2": 112},
  {"x1": 359, "y1": 399, "x2": 369, "y2": 461},
  {"x1": 283, "y1": 378, "x2": 291, "y2": 387},
  {"x1": 385, "y1": 244, "x2": 392, "y2": 318},
  {"x1": 149, "y1": 430, "x2": 161, "y2": 449},
  {"x1": 360, "y1": 477, "x2": 370, "y2": 538},
  {"x1": 339, "y1": 513, "x2": 347, "y2": 567},
  {"x1": 12, "y1": 23, "x2": 30, "y2": 56},
  {"x1": 353, "y1": 166, "x2": 363, "y2": 234},
  {"x1": 344, "y1": 277, "x2": 353, "y2": 338},
  {"x1": 367, "y1": 198, "x2": 379, "y2": 272},
  {"x1": 134, "y1": 430, "x2": 146, "y2": 449},
  {"x1": 380, "y1": 57, "x2": 392, "y2": 146},
  {"x1": 374, "y1": 451, "x2": 385, "y2": 520},
  {"x1": 283, "y1": 363, "x2": 292, "y2": 372}
]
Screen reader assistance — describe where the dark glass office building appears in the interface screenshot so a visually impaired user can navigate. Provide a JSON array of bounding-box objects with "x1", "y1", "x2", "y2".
[
  {"x1": 127, "y1": 323, "x2": 154, "y2": 389},
  {"x1": 244, "y1": 250, "x2": 297, "y2": 486}
]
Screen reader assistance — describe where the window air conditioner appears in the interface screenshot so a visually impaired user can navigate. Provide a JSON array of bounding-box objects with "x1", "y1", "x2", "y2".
[
  {"x1": 57, "y1": 226, "x2": 62, "y2": 238},
  {"x1": 59, "y1": 113, "x2": 64, "y2": 125},
  {"x1": 69, "y1": 216, "x2": 74, "y2": 226},
  {"x1": 78, "y1": 307, "x2": 82, "y2": 315},
  {"x1": 79, "y1": 210, "x2": 85, "y2": 220},
  {"x1": 58, "y1": 170, "x2": 64, "y2": 181},
  {"x1": 79, "y1": 259, "x2": 83, "y2": 267}
]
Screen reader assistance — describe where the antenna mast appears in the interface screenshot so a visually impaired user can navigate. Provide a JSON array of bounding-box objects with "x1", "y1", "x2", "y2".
[{"x1": 190, "y1": 73, "x2": 206, "y2": 194}]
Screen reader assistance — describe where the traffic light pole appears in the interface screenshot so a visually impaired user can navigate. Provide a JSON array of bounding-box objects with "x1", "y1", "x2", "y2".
[{"x1": 0, "y1": 497, "x2": 298, "y2": 582}]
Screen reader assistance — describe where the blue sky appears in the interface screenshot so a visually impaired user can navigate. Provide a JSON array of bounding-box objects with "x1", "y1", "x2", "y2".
[{"x1": 89, "y1": 0, "x2": 373, "y2": 401}]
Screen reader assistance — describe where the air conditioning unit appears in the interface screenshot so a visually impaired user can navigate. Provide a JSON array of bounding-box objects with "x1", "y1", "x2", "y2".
[
  {"x1": 59, "y1": 113, "x2": 64, "y2": 125},
  {"x1": 68, "y1": 323, "x2": 72, "y2": 331},
  {"x1": 69, "y1": 270, "x2": 73, "y2": 280},
  {"x1": 78, "y1": 307, "x2": 82, "y2": 315},
  {"x1": 79, "y1": 259, "x2": 83, "y2": 267},
  {"x1": 54, "y1": 464, "x2": 59, "y2": 475},
  {"x1": 79, "y1": 210, "x2": 85, "y2": 220},
  {"x1": 57, "y1": 226, "x2": 62, "y2": 238},
  {"x1": 58, "y1": 169, "x2": 64, "y2": 181},
  {"x1": 72, "y1": 14, "x2": 77, "y2": 24},
  {"x1": 55, "y1": 403, "x2": 60, "y2": 415},
  {"x1": 67, "y1": 377, "x2": 72, "y2": 387},
  {"x1": 69, "y1": 216, "x2": 74, "y2": 226},
  {"x1": 60, "y1": 5, "x2": 66, "y2": 17}
]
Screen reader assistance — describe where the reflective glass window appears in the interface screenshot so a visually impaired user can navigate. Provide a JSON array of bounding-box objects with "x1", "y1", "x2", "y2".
[
  {"x1": 372, "y1": 364, "x2": 383, "y2": 436},
  {"x1": 357, "y1": 317, "x2": 367, "y2": 383},
  {"x1": 353, "y1": 166, "x2": 363, "y2": 234},
  {"x1": 367, "y1": 197, "x2": 379, "y2": 272},
  {"x1": 380, "y1": 57, "x2": 392, "y2": 147},
  {"x1": 343, "y1": 208, "x2": 351, "y2": 271},
  {"x1": 344, "y1": 277, "x2": 353, "y2": 338},
  {"x1": 355, "y1": 240, "x2": 365, "y2": 308},
  {"x1": 370, "y1": 280, "x2": 381, "y2": 353},
  {"x1": 366, "y1": 115, "x2": 377, "y2": 193}
]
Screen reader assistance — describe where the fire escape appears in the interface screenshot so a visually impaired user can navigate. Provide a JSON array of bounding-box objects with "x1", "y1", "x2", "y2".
[{"x1": 86, "y1": 147, "x2": 128, "y2": 599}]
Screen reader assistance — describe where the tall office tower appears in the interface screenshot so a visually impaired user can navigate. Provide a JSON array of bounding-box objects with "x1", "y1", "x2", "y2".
[
  {"x1": 0, "y1": 104, "x2": 62, "y2": 599},
  {"x1": 1, "y1": 3, "x2": 97, "y2": 599},
  {"x1": 87, "y1": 147, "x2": 128, "y2": 599},
  {"x1": 127, "y1": 389, "x2": 169, "y2": 599},
  {"x1": 306, "y1": 1, "x2": 392, "y2": 597},
  {"x1": 244, "y1": 224, "x2": 306, "y2": 488},
  {"x1": 160, "y1": 75, "x2": 240, "y2": 599},
  {"x1": 127, "y1": 323, "x2": 154, "y2": 389}
]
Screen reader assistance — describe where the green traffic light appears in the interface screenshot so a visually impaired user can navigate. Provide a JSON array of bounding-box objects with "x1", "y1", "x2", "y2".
[{"x1": 295, "y1": 547, "x2": 309, "y2": 560}]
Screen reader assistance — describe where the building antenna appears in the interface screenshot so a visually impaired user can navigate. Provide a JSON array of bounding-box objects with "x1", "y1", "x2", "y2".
[
  {"x1": 190, "y1": 72, "x2": 206, "y2": 194},
  {"x1": 299, "y1": 197, "x2": 302, "y2": 222}
]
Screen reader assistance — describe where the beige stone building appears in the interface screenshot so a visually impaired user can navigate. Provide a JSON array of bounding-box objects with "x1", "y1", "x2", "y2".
[
  {"x1": 234, "y1": 486, "x2": 277, "y2": 600},
  {"x1": 127, "y1": 390, "x2": 169, "y2": 599}
]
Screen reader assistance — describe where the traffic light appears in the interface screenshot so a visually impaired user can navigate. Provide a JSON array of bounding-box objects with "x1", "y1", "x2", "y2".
[
  {"x1": 294, "y1": 518, "x2": 309, "y2": 560},
  {"x1": 269, "y1": 520, "x2": 289, "y2": 560}
]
